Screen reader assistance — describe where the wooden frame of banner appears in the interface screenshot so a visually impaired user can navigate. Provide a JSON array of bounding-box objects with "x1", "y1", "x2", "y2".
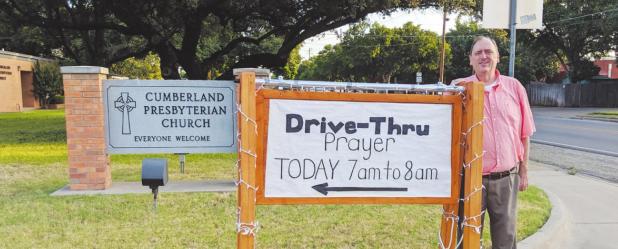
[
  {"x1": 254, "y1": 89, "x2": 463, "y2": 205},
  {"x1": 237, "y1": 72, "x2": 484, "y2": 249},
  {"x1": 439, "y1": 82, "x2": 484, "y2": 249}
]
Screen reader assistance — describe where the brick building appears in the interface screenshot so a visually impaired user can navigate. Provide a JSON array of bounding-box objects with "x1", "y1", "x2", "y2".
[
  {"x1": 594, "y1": 57, "x2": 618, "y2": 79},
  {"x1": 0, "y1": 50, "x2": 53, "y2": 112}
]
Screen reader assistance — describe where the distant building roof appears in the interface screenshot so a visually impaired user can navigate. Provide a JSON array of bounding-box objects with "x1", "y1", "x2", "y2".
[{"x1": 0, "y1": 50, "x2": 54, "y2": 62}]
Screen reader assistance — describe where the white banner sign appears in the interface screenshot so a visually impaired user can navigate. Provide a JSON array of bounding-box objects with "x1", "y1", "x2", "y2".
[
  {"x1": 264, "y1": 99, "x2": 453, "y2": 198},
  {"x1": 103, "y1": 80, "x2": 237, "y2": 154}
]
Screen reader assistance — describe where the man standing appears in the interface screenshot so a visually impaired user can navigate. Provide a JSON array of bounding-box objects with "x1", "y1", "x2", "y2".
[{"x1": 452, "y1": 36, "x2": 535, "y2": 249}]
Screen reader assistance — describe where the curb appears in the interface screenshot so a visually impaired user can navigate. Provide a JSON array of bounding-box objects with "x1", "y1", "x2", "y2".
[
  {"x1": 572, "y1": 116, "x2": 618, "y2": 123},
  {"x1": 531, "y1": 139, "x2": 618, "y2": 157},
  {"x1": 518, "y1": 188, "x2": 571, "y2": 249}
]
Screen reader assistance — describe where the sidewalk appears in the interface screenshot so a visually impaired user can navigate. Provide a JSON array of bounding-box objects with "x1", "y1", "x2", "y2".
[{"x1": 520, "y1": 161, "x2": 618, "y2": 249}]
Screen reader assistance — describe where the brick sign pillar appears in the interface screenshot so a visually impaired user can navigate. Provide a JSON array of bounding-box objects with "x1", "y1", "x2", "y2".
[{"x1": 60, "y1": 66, "x2": 111, "y2": 190}]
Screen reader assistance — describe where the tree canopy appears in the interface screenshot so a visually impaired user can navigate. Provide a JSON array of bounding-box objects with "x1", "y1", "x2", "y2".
[
  {"x1": 533, "y1": 0, "x2": 618, "y2": 82},
  {"x1": 0, "y1": 0, "x2": 475, "y2": 79},
  {"x1": 298, "y1": 22, "x2": 446, "y2": 83},
  {"x1": 298, "y1": 19, "x2": 561, "y2": 84}
]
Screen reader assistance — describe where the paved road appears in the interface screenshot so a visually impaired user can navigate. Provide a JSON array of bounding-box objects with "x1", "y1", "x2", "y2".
[{"x1": 532, "y1": 107, "x2": 618, "y2": 155}]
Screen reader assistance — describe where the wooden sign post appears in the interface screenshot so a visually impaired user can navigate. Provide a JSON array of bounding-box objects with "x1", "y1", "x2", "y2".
[
  {"x1": 461, "y1": 82, "x2": 484, "y2": 249},
  {"x1": 237, "y1": 72, "x2": 258, "y2": 248},
  {"x1": 236, "y1": 72, "x2": 483, "y2": 249},
  {"x1": 439, "y1": 82, "x2": 484, "y2": 249}
]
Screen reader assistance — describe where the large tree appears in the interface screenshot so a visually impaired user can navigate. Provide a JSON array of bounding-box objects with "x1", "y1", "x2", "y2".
[
  {"x1": 0, "y1": 0, "x2": 473, "y2": 79},
  {"x1": 298, "y1": 22, "x2": 446, "y2": 83},
  {"x1": 533, "y1": 0, "x2": 617, "y2": 82}
]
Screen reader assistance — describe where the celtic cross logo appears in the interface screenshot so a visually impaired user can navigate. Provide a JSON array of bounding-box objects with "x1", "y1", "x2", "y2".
[{"x1": 114, "y1": 92, "x2": 136, "y2": 135}]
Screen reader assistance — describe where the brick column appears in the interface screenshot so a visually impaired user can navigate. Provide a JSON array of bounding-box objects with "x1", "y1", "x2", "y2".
[{"x1": 60, "y1": 66, "x2": 111, "y2": 190}]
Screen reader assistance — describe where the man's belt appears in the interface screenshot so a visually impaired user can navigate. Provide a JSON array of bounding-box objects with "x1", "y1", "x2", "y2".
[{"x1": 483, "y1": 167, "x2": 517, "y2": 180}]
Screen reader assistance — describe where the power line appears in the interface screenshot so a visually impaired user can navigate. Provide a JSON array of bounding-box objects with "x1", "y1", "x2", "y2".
[
  {"x1": 332, "y1": 36, "x2": 496, "y2": 48},
  {"x1": 559, "y1": 15, "x2": 618, "y2": 27},
  {"x1": 531, "y1": 3, "x2": 618, "y2": 20},
  {"x1": 314, "y1": 34, "x2": 491, "y2": 38},
  {"x1": 539, "y1": 11, "x2": 618, "y2": 29},
  {"x1": 305, "y1": 34, "x2": 496, "y2": 44},
  {"x1": 303, "y1": 33, "x2": 502, "y2": 49},
  {"x1": 545, "y1": 7, "x2": 618, "y2": 25}
]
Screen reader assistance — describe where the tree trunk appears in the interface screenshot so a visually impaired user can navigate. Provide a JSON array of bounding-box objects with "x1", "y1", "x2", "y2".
[
  {"x1": 178, "y1": 15, "x2": 206, "y2": 80},
  {"x1": 157, "y1": 43, "x2": 181, "y2": 79}
]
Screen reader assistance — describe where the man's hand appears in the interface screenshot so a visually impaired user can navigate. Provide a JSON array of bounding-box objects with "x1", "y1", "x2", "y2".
[{"x1": 518, "y1": 162, "x2": 528, "y2": 191}]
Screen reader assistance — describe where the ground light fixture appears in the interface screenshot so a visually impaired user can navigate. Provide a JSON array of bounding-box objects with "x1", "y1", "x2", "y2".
[{"x1": 141, "y1": 158, "x2": 168, "y2": 210}]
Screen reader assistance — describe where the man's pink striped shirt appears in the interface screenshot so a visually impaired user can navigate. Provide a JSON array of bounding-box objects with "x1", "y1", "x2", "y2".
[{"x1": 455, "y1": 71, "x2": 536, "y2": 175}]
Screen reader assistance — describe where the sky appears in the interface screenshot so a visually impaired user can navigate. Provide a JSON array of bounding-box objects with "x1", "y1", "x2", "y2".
[{"x1": 299, "y1": 8, "x2": 464, "y2": 60}]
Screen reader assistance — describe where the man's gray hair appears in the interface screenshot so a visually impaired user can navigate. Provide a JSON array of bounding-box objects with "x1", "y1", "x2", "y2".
[{"x1": 470, "y1": 36, "x2": 499, "y2": 55}]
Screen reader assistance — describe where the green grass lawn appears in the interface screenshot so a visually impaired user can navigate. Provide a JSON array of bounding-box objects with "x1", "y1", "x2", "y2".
[
  {"x1": 588, "y1": 111, "x2": 618, "y2": 119},
  {"x1": 0, "y1": 110, "x2": 551, "y2": 248}
]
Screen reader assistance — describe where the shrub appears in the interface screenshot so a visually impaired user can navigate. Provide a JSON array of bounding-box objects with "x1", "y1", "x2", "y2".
[
  {"x1": 33, "y1": 61, "x2": 63, "y2": 108},
  {"x1": 110, "y1": 52, "x2": 163, "y2": 79},
  {"x1": 50, "y1": 95, "x2": 64, "y2": 104}
]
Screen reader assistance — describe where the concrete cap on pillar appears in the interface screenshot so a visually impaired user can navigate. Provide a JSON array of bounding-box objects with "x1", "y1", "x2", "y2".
[
  {"x1": 61, "y1": 66, "x2": 109, "y2": 75},
  {"x1": 233, "y1": 68, "x2": 270, "y2": 79}
]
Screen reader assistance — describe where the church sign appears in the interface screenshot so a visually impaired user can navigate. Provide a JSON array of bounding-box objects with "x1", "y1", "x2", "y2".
[{"x1": 103, "y1": 80, "x2": 237, "y2": 154}]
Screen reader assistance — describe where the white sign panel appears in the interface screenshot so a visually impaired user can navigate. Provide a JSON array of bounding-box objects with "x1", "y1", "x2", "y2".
[
  {"x1": 103, "y1": 80, "x2": 237, "y2": 154},
  {"x1": 264, "y1": 99, "x2": 453, "y2": 198},
  {"x1": 482, "y1": 0, "x2": 544, "y2": 30}
]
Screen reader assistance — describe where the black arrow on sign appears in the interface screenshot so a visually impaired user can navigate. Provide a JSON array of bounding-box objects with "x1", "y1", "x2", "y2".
[{"x1": 311, "y1": 182, "x2": 408, "y2": 196}]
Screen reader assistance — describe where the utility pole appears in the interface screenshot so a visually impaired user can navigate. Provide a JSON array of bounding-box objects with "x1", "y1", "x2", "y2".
[
  {"x1": 439, "y1": 6, "x2": 448, "y2": 83},
  {"x1": 508, "y1": 0, "x2": 517, "y2": 77}
]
